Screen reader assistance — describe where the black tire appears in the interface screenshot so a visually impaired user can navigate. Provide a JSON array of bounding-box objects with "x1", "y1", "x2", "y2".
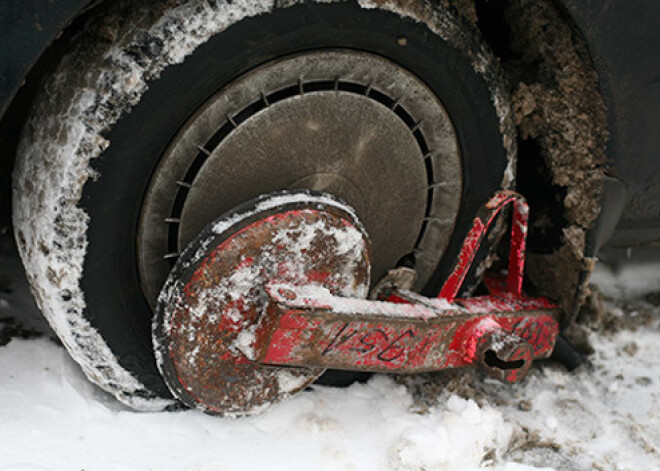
[{"x1": 14, "y1": 0, "x2": 513, "y2": 407}]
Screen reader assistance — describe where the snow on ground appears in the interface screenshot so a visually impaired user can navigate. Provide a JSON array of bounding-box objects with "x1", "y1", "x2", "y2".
[
  {"x1": 0, "y1": 338, "x2": 527, "y2": 471},
  {"x1": 1, "y1": 263, "x2": 659, "y2": 471}
]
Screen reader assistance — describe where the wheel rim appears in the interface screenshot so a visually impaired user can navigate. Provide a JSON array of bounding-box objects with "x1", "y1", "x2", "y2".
[{"x1": 138, "y1": 50, "x2": 462, "y2": 306}]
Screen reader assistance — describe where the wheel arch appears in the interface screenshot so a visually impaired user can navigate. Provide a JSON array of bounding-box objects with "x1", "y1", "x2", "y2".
[{"x1": 468, "y1": 0, "x2": 613, "y2": 321}]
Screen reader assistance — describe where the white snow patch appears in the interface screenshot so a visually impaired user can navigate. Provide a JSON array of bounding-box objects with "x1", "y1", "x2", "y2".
[
  {"x1": 390, "y1": 395, "x2": 514, "y2": 471},
  {"x1": 0, "y1": 339, "x2": 535, "y2": 471},
  {"x1": 233, "y1": 324, "x2": 257, "y2": 360},
  {"x1": 276, "y1": 369, "x2": 312, "y2": 394},
  {"x1": 590, "y1": 262, "x2": 660, "y2": 299},
  {"x1": 269, "y1": 282, "x2": 445, "y2": 319}
]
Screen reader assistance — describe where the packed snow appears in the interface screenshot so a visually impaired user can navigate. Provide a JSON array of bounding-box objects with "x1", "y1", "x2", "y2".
[{"x1": 1, "y1": 261, "x2": 659, "y2": 470}]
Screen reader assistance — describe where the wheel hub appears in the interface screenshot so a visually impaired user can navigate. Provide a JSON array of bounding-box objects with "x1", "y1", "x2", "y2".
[{"x1": 139, "y1": 50, "x2": 462, "y2": 307}]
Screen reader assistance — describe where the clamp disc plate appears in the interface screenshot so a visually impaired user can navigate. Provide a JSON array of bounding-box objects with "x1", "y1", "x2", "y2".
[{"x1": 153, "y1": 191, "x2": 370, "y2": 415}]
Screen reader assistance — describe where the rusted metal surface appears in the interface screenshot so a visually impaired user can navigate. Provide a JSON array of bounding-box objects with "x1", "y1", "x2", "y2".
[
  {"x1": 474, "y1": 322, "x2": 533, "y2": 383},
  {"x1": 154, "y1": 192, "x2": 370, "y2": 416},
  {"x1": 255, "y1": 282, "x2": 559, "y2": 380}
]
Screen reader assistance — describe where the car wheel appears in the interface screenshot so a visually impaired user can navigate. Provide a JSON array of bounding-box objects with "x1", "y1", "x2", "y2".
[{"x1": 13, "y1": 0, "x2": 515, "y2": 409}]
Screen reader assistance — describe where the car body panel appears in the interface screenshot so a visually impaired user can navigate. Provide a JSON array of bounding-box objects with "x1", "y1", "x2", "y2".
[
  {"x1": 0, "y1": 0, "x2": 96, "y2": 118},
  {"x1": 561, "y1": 0, "x2": 660, "y2": 246}
]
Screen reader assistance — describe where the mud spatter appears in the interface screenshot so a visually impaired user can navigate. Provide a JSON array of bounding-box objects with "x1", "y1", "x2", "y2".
[{"x1": 505, "y1": 0, "x2": 609, "y2": 319}]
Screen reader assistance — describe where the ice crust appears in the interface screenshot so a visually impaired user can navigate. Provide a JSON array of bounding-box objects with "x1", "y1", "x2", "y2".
[{"x1": 12, "y1": 0, "x2": 515, "y2": 410}]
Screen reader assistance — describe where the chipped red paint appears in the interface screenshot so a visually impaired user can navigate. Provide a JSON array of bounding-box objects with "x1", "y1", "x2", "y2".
[
  {"x1": 157, "y1": 200, "x2": 370, "y2": 415},
  {"x1": 438, "y1": 191, "x2": 528, "y2": 303},
  {"x1": 254, "y1": 282, "x2": 560, "y2": 380}
]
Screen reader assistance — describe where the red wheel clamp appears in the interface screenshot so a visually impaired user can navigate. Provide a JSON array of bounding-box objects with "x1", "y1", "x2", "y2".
[{"x1": 155, "y1": 190, "x2": 562, "y2": 415}]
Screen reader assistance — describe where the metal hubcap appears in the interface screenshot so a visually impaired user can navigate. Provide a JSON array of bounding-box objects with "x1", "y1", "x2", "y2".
[{"x1": 139, "y1": 50, "x2": 462, "y2": 306}]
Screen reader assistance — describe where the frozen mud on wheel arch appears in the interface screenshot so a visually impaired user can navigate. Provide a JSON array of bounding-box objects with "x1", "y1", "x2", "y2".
[{"x1": 12, "y1": 0, "x2": 515, "y2": 410}]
